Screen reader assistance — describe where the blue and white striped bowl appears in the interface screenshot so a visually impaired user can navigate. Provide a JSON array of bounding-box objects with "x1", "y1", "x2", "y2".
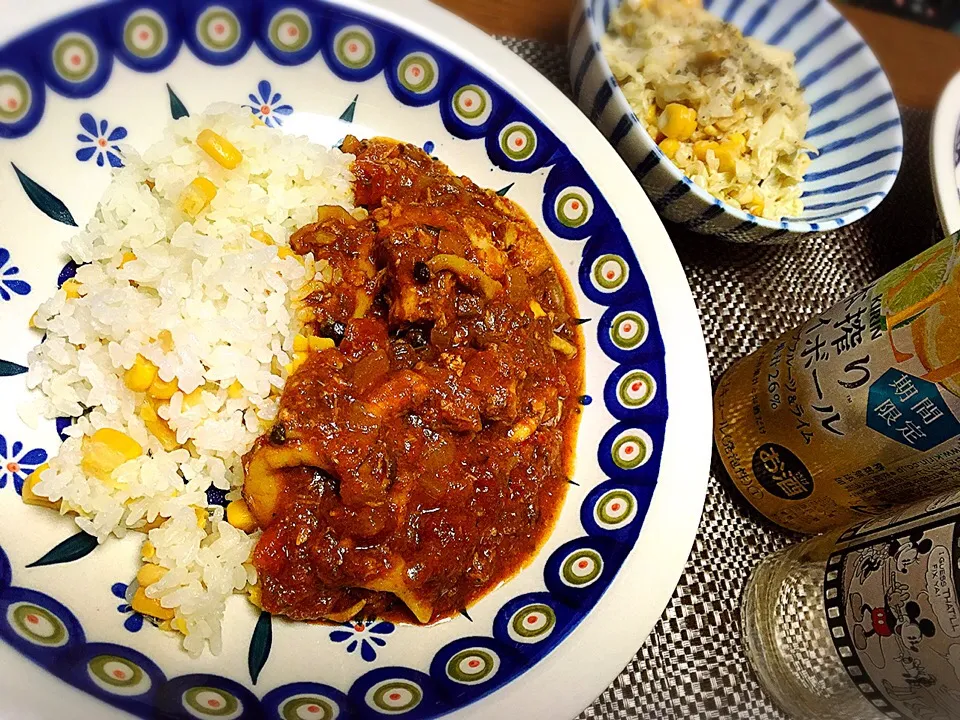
[{"x1": 569, "y1": 0, "x2": 904, "y2": 243}]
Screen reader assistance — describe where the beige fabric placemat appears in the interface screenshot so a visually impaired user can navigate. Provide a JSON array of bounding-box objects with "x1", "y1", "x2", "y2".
[{"x1": 498, "y1": 36, "x2": 940, "y2": 720}]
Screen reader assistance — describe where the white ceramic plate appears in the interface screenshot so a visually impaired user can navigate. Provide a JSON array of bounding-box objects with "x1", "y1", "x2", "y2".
[
  {"x1": 932, "y1": 70, "x2": 960, "y2": 235},
  {"x1": 0, "y1": 1, "x2": 711, "y2": 718}
]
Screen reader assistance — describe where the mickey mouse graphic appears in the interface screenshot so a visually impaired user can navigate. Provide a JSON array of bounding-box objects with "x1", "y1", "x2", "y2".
[
  {"x1": 897, "y1": 602, "x2": 937, "y2": 652},
  {"x1": 852, "y1": 590, "x2": 937, "y2": 656},
  {"x1": 890, "y1": 531, "x2": 934, "y2": 574},
  {"x1": 853, "y1": 531, "x2": 934, "y2": 583}
]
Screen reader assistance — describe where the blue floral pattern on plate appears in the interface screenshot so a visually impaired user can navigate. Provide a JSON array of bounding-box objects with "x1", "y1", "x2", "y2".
[
  {"x1": 76, "y1": 113, "x2": 126, "y2": 167},
  {"x1": 243, "y1": 80, "x2": 293, "y2": 127},
  {"x1": 0, "y1": 248, "x2": 30, "y2": 302},
  {"x1": 110, "y1": 582, "x2": 144, "y2": 633},
  {"x1": 0, "y1": 435, "x2": 46, "y2": 494},
  {"x1": 330, "y1": 619, "x2": 394, "y2": 662}
]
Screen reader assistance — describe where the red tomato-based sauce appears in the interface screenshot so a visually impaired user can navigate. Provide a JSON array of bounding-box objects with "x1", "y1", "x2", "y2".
[{"x1": 244, "y1": 137, "x2": 583, "y2": 624}]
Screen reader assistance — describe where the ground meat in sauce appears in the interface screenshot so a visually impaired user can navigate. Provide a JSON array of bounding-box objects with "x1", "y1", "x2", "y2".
[{"x1": 243, "y1": 136, "x2": 584, "y2": 624}]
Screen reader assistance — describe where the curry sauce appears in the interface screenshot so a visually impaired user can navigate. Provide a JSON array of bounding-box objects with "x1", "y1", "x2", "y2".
[{"x1": 243, "y1": 137, "x2": 584, "y2": 624}]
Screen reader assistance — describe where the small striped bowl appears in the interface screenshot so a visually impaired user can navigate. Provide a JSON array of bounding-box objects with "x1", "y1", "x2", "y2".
[{"x1": 569, "y1": 0, "x2": 904, "y2": 243}]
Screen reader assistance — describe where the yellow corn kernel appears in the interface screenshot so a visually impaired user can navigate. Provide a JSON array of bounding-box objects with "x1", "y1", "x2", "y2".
[
  {"x1": 174, "y1": 617, "x2": 188, "y2": 634},
  {"x1": 158, "y1": 620, "x2": 172, "y2": 632},
  {"x1": 290, "y1": 351, "x2": 308, "y2": 373},
  {"x1": 81, "y1": 428, "x2": 143, "y2": 482},
  {"x1": 226, "y1": 499, "x2": 258, "y2": 532},
  {"x1": 178, "y1": 177, "x2": 217, "y2": 218},
  {"x1": 293, "y1": 333, "x2": 309, "y2": 352},
  {"x1": 124, "y1": 354, "x2": 159, "y2": 392},
  {"x1": 139, "y1": 402, "x2": 158, "y2": 423},
  {"x1": 248, "y1": 583, "x2": 262, "y2": 608},
  {"x1": 702, "y1": 123, "x2": 720, "y2": 137},
  {"x1": 227, "y1": 380, "x2": 244, "y2": 399},
  {"x1": 714, "y1": 145, "x2": 737, "y2": 173},
  {"x1": 694, "y1": 140, "x2": 719, "y2": 161},
  {"x1": 645, "y1": 105, "x2": 657, "y2": 124},
  {"x1": 61, "y1": 279, "x2": 81, "y2": 299},
  {"x1": 658, "y1": 138, "x2": 681, "y2": 159},
  {"x1": 182, "y1": 387, "x2": 205, "y2": 409},
  {"x1": 141, "y1": 541, "x2": 156, "y2": 560},
  {"x1": 148, "y1": 375, "x2": 179, "y2": 400},
  {"x1": 131, "y1": 587, "x2": 175, "y2": 620},
  {"x1": 725, "y1": 132, "x2": 747, "y2": 153},
  {"x1": 283, "y1": 362, "x2": 294, "y2": 375},
  {"x1": 196, "y1": 129, "x2": 243, "y2": 170},
  {"x1": 529, "y1": 299, "x2": 546, "y2": 318},
  {"x1": 93, "y1": 428, "x2": 143, "y2": 458},
  {"x1": 119, "y1": 251, "x2": 137, "y2": 268},
  {"x1": 136, "y1": 563, "x2": 167, "y2": 587},
  {"x1": 658, "y1": 103, "x2": 697, "y2": 141},
  {"x1": 195, "y1": 507, "x2": 207, "y2": 528},
  {"x1": 308, "y1": 336, "x2": 335, "y2": 352},
  {"x1": 139, "y1": 403, "x2": 179, "y2": 451},
  {"x1": 157, "y1": 330, "x2": 174, "y2": 352},
  {"x1": 251, "y1": 229, "x2": 274, "y2": 245},
  {"x1": 277, "y1": 246, "x2": 299, "y2": 260},
  {"x1": 22, "y1": 463, "x2": 59, "y2": 509}
]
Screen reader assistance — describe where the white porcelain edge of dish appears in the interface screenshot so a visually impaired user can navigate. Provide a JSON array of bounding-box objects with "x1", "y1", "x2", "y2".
[
  {"x1": 0, "y1": 0, "x2": 713, "y2": 718},
  {"x1": 932, "y1": 70, "x2": 960, "y2": 236},
  {"x1": 0, "y1": 9, "x2": 127, "y2": 719}
]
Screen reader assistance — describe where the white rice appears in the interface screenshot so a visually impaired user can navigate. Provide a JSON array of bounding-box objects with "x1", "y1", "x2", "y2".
[
  {"x1": 24, "y1": 104, "x2": 355, "y2": 655},
  {"x1": 146, "y1": 507, "x2": 255, "y2": 656}
]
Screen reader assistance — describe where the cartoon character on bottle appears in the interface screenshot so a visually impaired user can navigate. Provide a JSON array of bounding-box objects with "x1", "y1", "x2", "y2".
[
  {"x1": 852, "y1": 593, "x2": 937, "y2": 657},
  {"x1": 853, "y1": 532, "x2": 934, "y2": 582}
]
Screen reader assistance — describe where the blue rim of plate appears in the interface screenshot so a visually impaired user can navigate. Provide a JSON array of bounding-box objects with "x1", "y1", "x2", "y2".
[
  {"x1": 575, "y1": 0, "x2": 904, "y2": 236},
  {"x1": 0, "y1": 1, "x2": 670, "y2": 718}
]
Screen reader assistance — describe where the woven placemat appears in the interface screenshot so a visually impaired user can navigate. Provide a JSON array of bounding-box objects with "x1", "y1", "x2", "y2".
[{"x1": 497, "y1": 36, "x2": 941, "y2": 720}]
